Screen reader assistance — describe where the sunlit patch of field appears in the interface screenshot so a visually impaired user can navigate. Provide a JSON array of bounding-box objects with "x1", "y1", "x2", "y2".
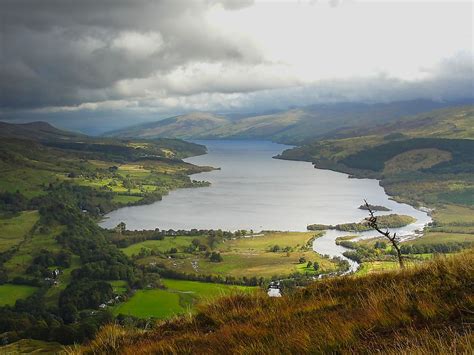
[
  {"x1": 120, "y1": 236, "x2": 199, "y2": 257},
  {"x1": 383, "y1": 148, "x2": 452, "y2": 174},
  {"x1": 3, "y1": 225, "x2": 64, "y2": 278},
  {"x1": 111, "y1": 195, "x2": 143, "y2": 204},
  {"x1": 133, "y1": 232, "x2": 339, "y2": 279},
  {"x1": 0, "y1": 168, "x2": 57, "y2": 198},
  {"x1": 109, "y1": 280, "x2": 128, "y2": 295},
  {"x1": 409, "y1": 232, "x2": 473, "y2": 245},
  {"x1": 72, "y1": 159, "x2": 198, "y2": 205},
  {"x1": 432, "y1": 204, "x2": 474, "y2": 224},
  {"x1": 355, "y1": 261, "x2": 400, "y2": 275},
  {"x1": 199, "y1": 250, "x2": 333, "y2": 278},
  {"x1": 114, "y1": 289, "x2": 183, "y2": 318},
  {"x1": 113, "y1": 279, "x2": 253, "y2": 319},
  {"x1": 0, "y1": 210, "x2": 39, "y2": 252},
  {"x1": 220, "y1": 231, "x2": 316, "y2": 251},
  {"x1": 0, "y1": 284, "x2": 38, "y2": 306},
  {"x1": 126, "y1": 142, "x2": 153, "y2": 150}
]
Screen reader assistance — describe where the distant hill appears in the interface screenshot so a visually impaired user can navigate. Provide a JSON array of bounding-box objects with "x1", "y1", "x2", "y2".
[
  {"x1": 334, "y1": 105, "x2": 474, "y2": 140},
  {"x1": 0, "y1": 121, "x2": 85, "y2": 141},
  {"x1": 107, "y1": 99, "x2": 471, "y2": 144},
  {"x1": 107, "y1": 112, "x2": 230, "y2": 140},
  {"x1": 277, "y1": 105, "x2": 474, "y2": 207}
]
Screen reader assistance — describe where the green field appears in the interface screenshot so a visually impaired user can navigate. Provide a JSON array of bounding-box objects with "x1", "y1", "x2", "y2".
[
  {"x1": 408, "y1": 232, "x2": 473, "y2": 245},
  {"x1": 3, "y1": 225, "x2": 64, "y2": 278},
  {"x1": 0, "y1": 284, "x2": 38, "y2": 306},
  {"x1": 113, "y1": 279, "x2": 253, "y2": 318},
  {"x1": 356, "y1": 261, "x2": 400, "y2": 276},
  {"x1": 112, "y1": 194, "x2": 143, "y2": 204},
  {"x1": 135, "y1": 232, "x2": 339, "y2": 278},
  {"x1": 121, "y1": 236, "x2": 198, "y2": 257},
  {"x1": 0, "y1": 210, "x2": 39, "y2": 252},
  {"x1": 114, "y1": 289, "x2": 183, "y2": 318},
  {"x1": 432, "y1": 205, "x2": 474, "y2": 224},
  {"x1": 109, "y1": 280, "x2": 128, "y2": 295},
  {"x1": 0, "y1": 168, "x2": 57, "y2": 198}
]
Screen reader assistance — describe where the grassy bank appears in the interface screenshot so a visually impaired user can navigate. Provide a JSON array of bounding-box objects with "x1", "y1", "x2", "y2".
[{"x1": 77, "y1": 250, "x2": 474, "y2": 354}]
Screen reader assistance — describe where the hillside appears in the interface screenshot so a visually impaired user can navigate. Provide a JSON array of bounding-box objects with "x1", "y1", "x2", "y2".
[
  {"x1": 0, "y1": 121, "x2": 86, "y2": 141},
  {"x1": 277, "y1": 105, "x2": 474, "y2": 262},
  {"x1": 107, "y1": 99, "x2": 467, "y2": 144},
  {"x1": 278, "y1": 105, "x2": 474, "y2": 200},
  {"x1": 108, "y1": 112, "x2": 230, "y2": 140},
  {"x1": 76, "y1": 251, "x2": 473, "y2": 354},
  {"x1": 0, "y1": 122, "x2": 215, "y2": 346},
  {"x1": 335, "y1": 105, "x2": 474, "y2": 140}
]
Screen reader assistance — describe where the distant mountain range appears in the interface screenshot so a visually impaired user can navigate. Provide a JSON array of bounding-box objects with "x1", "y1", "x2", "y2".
[{"x1": 106, "y1": 99, "x2": 473, "y2": 144}]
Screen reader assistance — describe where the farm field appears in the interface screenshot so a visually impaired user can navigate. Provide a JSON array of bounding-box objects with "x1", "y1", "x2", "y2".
[
  {"x1": 192, "y1": 250, "x2": 331, "y2": 278},
  {"x1": 355, "y1": 261, "x2": 400, "y2": 275},
  {"x1": 134, "y1": 232, "x2": 340, "y2": 279},
  {"x1": 0, "y1": 284, "x2": 38, "y2": 306},
  {"x1": 431, "y1": 204, "x2": 474, "y2": 224},
  {"x1": 0, "y1": 210, "x2": 39, "y2": 252},
  {"x1": 109, "y1": 280, "x2": 129, "y2": 295},
  {"x1": 121, "y1": 236, "x2": 199, "y2": 257},
  {"x1": 114, "y1": 289, "x2": 183, "y2": 318},
  {"x1": 3, "y1": 225, "x2": 64, "y2": 278},
  {"x1": 113, "y1": 279, "x2": 253, "y2": 318},
  {"x1": 408, "y1": 232, "x2": 473, "y2": 245},
  {"x1": 0, "y1": 168, "x2": 58, "y2": 198}
]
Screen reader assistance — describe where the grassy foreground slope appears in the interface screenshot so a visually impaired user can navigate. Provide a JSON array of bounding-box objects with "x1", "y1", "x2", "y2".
[{"x1": 78, "y1": 251, "x2": 473, "y2": 354}]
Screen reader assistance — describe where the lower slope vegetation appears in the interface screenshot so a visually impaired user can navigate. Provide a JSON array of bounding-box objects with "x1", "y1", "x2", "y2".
[
  {"x1": 0, "y1": 122, "x2": 215, "y2": 345},
  {"x1": 78, "y1": 251, "x2": 474, "y2": 354}
]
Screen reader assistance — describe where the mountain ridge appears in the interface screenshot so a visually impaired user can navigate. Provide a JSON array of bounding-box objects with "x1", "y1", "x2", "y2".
[
  {"x1": 105, "y1": 99, "x2": 472, "y2": 144},
  {"x1": 0, "y1": 121, "x2": 86, "y2": 141}
]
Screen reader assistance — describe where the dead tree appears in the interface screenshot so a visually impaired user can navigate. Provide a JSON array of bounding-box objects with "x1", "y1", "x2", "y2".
[{"x1": 364, "y1": 199, "x2": 405, "y2": 269}]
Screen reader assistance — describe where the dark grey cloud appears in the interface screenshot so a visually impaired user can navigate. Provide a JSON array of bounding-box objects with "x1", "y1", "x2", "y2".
[
  {"x1": 0, "y1": 0, "x2": 260, "y2": 109},
  {"x1": 0, "y1": 0, "x2": 472, "y2": 125}
]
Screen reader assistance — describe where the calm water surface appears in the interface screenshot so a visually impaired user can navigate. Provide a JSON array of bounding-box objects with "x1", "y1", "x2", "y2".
[{"x1": 101, "y1": 140, "x2": 430, "y2": 236}]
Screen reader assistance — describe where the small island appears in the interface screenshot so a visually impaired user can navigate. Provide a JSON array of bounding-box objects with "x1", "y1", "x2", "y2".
[
  {"x1": 308, "y1": 214, "x2": 416, "y2": 232},
  {"x1": 358, "y1": 204, "x2": 391, "y2": 211}
]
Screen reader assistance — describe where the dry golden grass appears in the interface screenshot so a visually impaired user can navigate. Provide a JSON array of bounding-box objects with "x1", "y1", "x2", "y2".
[{"x1": 78, "y1": 250, "x2": 473, "y2": 354}]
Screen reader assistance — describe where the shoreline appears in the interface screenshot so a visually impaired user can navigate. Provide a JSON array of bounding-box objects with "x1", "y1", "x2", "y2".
[{"x1": 100, "y1": 140, "x2": 433, "y2": 233}]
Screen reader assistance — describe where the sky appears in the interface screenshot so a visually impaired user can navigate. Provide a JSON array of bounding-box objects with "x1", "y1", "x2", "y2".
[{"x1": 0, "y1": 0, "x2": 473, "y2": 133}]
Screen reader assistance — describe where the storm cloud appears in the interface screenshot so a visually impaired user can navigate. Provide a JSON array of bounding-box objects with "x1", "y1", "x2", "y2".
[
  {"x1": 0, "y1": 0, "x2": 472, "y2": 131},
  {"x1": 1, "y1": 0, "x2": 263, "y2": 109}
]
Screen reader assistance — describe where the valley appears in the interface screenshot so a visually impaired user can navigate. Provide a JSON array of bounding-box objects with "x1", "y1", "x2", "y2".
[
  {"x1": 1, "y1": 1, "x2": 472, "y2": 352},
  {"x1": 0, "y1": 104, "x2": 472, "y2": 352}
]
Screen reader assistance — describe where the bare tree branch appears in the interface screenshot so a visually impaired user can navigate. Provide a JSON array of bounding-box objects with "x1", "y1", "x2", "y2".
[{"x1": 364, "y1": 199, "x2": 405, "y2": 268}]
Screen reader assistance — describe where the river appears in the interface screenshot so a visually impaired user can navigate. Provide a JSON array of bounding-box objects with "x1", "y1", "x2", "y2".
[{"x1": 100, "y1": 140, "x2": 431, "y2": 270}]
